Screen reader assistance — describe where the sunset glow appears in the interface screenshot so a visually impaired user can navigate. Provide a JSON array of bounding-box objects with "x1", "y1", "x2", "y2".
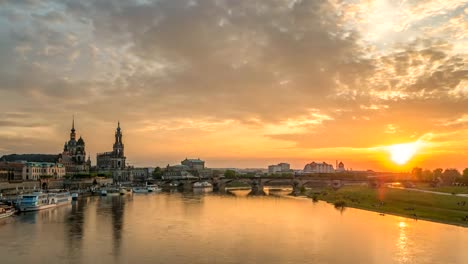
[
  {"x1": 0, "y1": 0, "x2": 466, "y2": 171},
  {"x1": 388, "y1": 142, "x2": 421, "y2": 165}
]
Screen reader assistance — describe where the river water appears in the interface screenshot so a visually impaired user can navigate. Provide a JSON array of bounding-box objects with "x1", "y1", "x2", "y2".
[{"x1": 1, "y1": 189, "x2": 468, "y2": 264}]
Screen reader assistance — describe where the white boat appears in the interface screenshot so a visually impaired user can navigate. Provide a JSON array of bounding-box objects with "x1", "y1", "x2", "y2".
[
  {"x1": 71, "y1": 193, "x2": 79, "y2": 201},
  {"x1": 147, "y1": 185, "x2": 161, "y2": 192},
  {"x1": 169, "y1": 182, "x2": 180, "y2": 188},
  {"x1": 119, "y1": 187, "x2": 131, "y2": 195},
  {"x1": 132, "y1": 185, "x2": 161, "y2": 193},
  {"x1": 19, "y1": 191, "x2": 72, "y2": 212},
  {"x1": 107, "y1": 188, "x2": 120, "y2": 196},
  {"x1": 0, "y1": 205, "x2": 16, "y2": 219},
  {"x1": 193, "y1": 181, "x2": 213, "y2": 191},
  {"x1": 100, "y1": 189, "x2": 107, "y2": 196},
  {"x1": 132, "y1": 187, "x2": 149, "y2": 193}
]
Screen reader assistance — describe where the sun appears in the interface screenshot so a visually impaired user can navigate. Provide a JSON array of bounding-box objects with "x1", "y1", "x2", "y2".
[{"x1": 387, "y1": 142, "x2": 420, "y2": 165}]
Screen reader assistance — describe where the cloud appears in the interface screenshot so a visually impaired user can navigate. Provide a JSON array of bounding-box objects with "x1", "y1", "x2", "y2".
[{"x1": 0, "y1": 0, "x2": 466, "y2": 169}]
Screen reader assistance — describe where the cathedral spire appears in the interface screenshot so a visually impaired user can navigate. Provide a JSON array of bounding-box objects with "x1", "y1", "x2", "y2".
[{"x1": 70, "y1": 115, "x2": 76, "y2": 140}]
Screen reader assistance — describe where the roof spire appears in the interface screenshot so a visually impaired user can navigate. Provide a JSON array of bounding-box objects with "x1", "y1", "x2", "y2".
[{"x1": 72, "y1": 115, "x2": 75, "y2": 132}]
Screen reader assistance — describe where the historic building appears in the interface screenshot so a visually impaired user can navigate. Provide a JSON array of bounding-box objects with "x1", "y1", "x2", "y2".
[
  {"x1": 163, "y1": 164, "x2": 196, "y2": 180},
  {"x1": 0, "y1": 162, "x2": 24, "y2": 182},
  {"x1": 58, "y1": 118, "x2": 91, "y2": 175},
  {"x1": 96, "y1": 122, "x2": 127, "y2": 170},
  {"x1": 335, "y1": 161, "x2": 345, "y2": 172},
  {"x1": 163, "y1": 158, "x2": 212, "y2": 179},
  {"x1": 303, "y1": 162, "x2": 335, "y2": 173},
  {"x1": 181, "y1": 158, "x2": 205, "y2": 170},
  {"x1": 22, "y1": 162, "x2": 66, "y2": 180},
  {"x1": 96, "y1": 122, "x2": 133, "y2": 182}
]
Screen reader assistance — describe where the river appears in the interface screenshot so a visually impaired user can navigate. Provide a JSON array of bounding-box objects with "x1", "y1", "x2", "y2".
[{"x1": 1, "y1": 189, "x2": 467, "y2": 264}]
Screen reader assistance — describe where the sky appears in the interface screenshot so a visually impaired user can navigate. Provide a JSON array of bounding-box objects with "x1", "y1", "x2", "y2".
[{"x1": 0, "y1": 0, "x2": 466, "y2": 171}]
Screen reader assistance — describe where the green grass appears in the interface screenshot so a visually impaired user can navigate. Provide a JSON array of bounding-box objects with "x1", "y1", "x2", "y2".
[
  {"x1": 308, "y1": 186, "x2": 468, "y2": 227},
  {"x1": 414, "y1": 183, "x2": 468, "y2": 194}
]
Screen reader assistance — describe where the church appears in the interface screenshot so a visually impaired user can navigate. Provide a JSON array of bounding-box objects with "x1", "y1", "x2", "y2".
[
  {"x1": 96, "y1": 122, "x2": 126, "y2": 170},
  {"x1": 58, "y1": 118, "x2": 91, "y2": 175}
]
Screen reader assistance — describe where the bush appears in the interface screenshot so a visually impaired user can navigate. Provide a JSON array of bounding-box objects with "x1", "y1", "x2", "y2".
[{"x1": 334, "y1": 200, "x2": 347, "y2": 208}]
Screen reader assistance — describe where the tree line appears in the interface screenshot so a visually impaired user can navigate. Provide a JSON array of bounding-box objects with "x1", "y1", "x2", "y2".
[{"x1": 411, "y1": 167, "x2": 468, "y2": 184}]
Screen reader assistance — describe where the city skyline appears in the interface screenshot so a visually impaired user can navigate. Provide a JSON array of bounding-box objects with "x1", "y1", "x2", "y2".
[{"x1": 0, "y1": 0, "x2": 466, "y2": 171}]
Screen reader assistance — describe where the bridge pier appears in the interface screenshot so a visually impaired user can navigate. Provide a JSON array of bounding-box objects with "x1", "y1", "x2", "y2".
[
  {"x1": 248, "y1": 179, "x2": 265, "y2": 196},
  {"x1": 290, "y1": 181, "x2": 303, "y2": 196},
  {"x1": 183, "y1": 181, "x2": 194, "y2": 191},
  {"x1": 212, "y1": 180, "x2": 226, "y2": 192}
]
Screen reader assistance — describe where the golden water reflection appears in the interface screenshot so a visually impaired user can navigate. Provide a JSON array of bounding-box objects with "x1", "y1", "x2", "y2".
[{"x1": 0, "y1": 191, "x2": 467, "y2": 264}]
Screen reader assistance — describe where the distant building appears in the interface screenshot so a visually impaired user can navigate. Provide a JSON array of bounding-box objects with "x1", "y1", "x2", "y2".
[
  {"x1": 58, "y1": 117, "x2": 91, "y2": 175},
  {"x1": 335, "y1": 161, "x2": 345, "y2": 172},
  {"x1": 96, "y1": 122, "x2": 126, "y2": 171},
  {"x1": 22, "y1": 162, "x2": 66, "y2": 180},
  {"x1": 131, "y1": 167, "x2": 150, "y2": 182},
  {"x1": 162, "y1": 158, "x2": 212, "y2": 179},
  {"x1": 268, "y1": 162, "x2": 291, "y2": 174},
  {"x1": 181, "y1": 158, "x2": 205, "y2": 170},
  {"x1": 303, "y1": 162, "x2": 334, "y2": 173},
  {"x1": 163, "y1": 164, "x2": 196, "y2": 180},
  {"x1": 0, "y1": 162, "x2": 24, "y2": 182},
  {"x1": 96, "y1": 122, "x2": 137, "y2": 183}
]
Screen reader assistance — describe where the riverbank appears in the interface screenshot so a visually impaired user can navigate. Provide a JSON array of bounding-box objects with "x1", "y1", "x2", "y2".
[{"x1": 307, "y1": 186, "x2": 468, "y2": 227}]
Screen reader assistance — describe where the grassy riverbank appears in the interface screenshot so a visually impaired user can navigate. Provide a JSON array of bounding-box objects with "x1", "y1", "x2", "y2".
[
  {"x1": 307, "y1": 186, "x2": 468, "y2": 227},
  {"x1": 413, "y1": 183, "x2": 468, "y2": 195}
]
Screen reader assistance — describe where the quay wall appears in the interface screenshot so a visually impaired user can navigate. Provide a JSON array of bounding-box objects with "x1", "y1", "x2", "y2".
[{"x1": 0, "y1": 178, "x2": 113, "y2": 193}]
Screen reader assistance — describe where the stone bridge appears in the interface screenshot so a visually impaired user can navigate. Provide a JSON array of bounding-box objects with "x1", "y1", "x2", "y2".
[{"x1": 159, "y1": 176, "x2": 368, "y2": 195}]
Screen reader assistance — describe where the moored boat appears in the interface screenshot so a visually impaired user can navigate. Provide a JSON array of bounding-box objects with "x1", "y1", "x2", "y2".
[
  {"x1": 0, "y1": 204, "x2": 16, "y2": 219},
  {"x1": 106, "y1": 188, "x2": 120, "y2": 196},
  {"x1": 169, "y1": 182, "x2": 180, "y2": 188},
  {"x1": 18, "y1": 191, "x2": 72, "y2": 212},
  {"x1": 193, "y1": 181, "x2": 213, "y2": 192},
  {"x1": 147, "y1": 185, "x2": 161, "y2": 192},
  {"x1": 119, "y1": 187, "x2": 131, "y2": 195},
  {"x1": 71, "y1": 193, "x2": 79, "y2": 201},
  {"x1": 132, "y1": 187, "x2": 149, "y2": 193}
]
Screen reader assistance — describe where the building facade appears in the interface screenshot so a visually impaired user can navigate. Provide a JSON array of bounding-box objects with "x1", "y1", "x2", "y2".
[
  {"x1": 58, "y1": 118, "x2": 91, "y2": 175},
  {"x1": 303, "y1": 162, "x2": 334, "y2": 173},
  {"x1": 181, "y1": 158, "x2": 205, "y2": 170},
  {"x1": 97, "y1": 122, "x2": 126, "y2": 171},
  {"x1": 268, "y1": 162, "x2": 291, "y2": 174},
  {"x1": 0, "y1": 162, "x2": 25, "y2": 182},
  {"x1": 22, "y1": 162, "x2": 66, "y2": 180},
  {"x1": 131, "y1": 167, "x2": 150, "y2": 182},
  {"x1": 163, "y1": 164, "x2": 196, "y2": 180},
  {"x1": 336, "y1": 161, "x2": 345, "y2": 172}
]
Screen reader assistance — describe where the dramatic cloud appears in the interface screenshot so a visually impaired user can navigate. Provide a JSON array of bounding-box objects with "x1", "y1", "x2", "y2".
[{"x1": 0, "y1": 0, "x2": 466, "y2": 170}]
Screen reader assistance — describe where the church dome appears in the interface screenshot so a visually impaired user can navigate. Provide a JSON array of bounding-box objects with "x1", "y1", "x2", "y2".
[{"x1": 77, "y1": 137, "x2": 85, "y2": 145}]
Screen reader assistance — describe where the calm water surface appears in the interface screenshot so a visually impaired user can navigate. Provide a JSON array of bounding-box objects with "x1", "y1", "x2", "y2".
[{"x1": 1, "y1": 190, "x2": 468, "y2": 264}]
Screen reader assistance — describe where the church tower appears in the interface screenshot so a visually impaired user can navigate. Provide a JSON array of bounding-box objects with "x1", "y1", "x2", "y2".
[
  {"x1": 113, "y1": 122, "x2": 124, "y2": 158},
  {"x1": 70, "y1": 116, "x2": 76, "y2": 141},
  {"x1": 112, "y1": 122, "x2": 126, "y2": 169}
]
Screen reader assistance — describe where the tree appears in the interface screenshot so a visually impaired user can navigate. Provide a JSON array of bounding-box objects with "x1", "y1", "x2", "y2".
[
  {"x1": 462, "y1": 168, "x2": 468, "y2": 184},
  {"x1": 411, "y1": 167, "x2": 423, "y2": 181},
  {"x1": 421, "y1": 169, "x2": 433, "y2": 181},
  {"x1": 441, "y1": 169, "x2": 461, "y2": 185},
  {"x1": 224, "y1": 170, "x2": 236, "y2": 178},
  {"x1": 152, "y1": 167, "x2": 163, "y2": 179},
  {"x1": 433, "y1": 168, "x2": 443, "y2": 180}
]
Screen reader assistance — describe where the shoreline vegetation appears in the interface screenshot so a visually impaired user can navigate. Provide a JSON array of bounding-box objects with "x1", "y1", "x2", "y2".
[{"x1": 306, "y1": 185, "x2": 468, "y2": 227}]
